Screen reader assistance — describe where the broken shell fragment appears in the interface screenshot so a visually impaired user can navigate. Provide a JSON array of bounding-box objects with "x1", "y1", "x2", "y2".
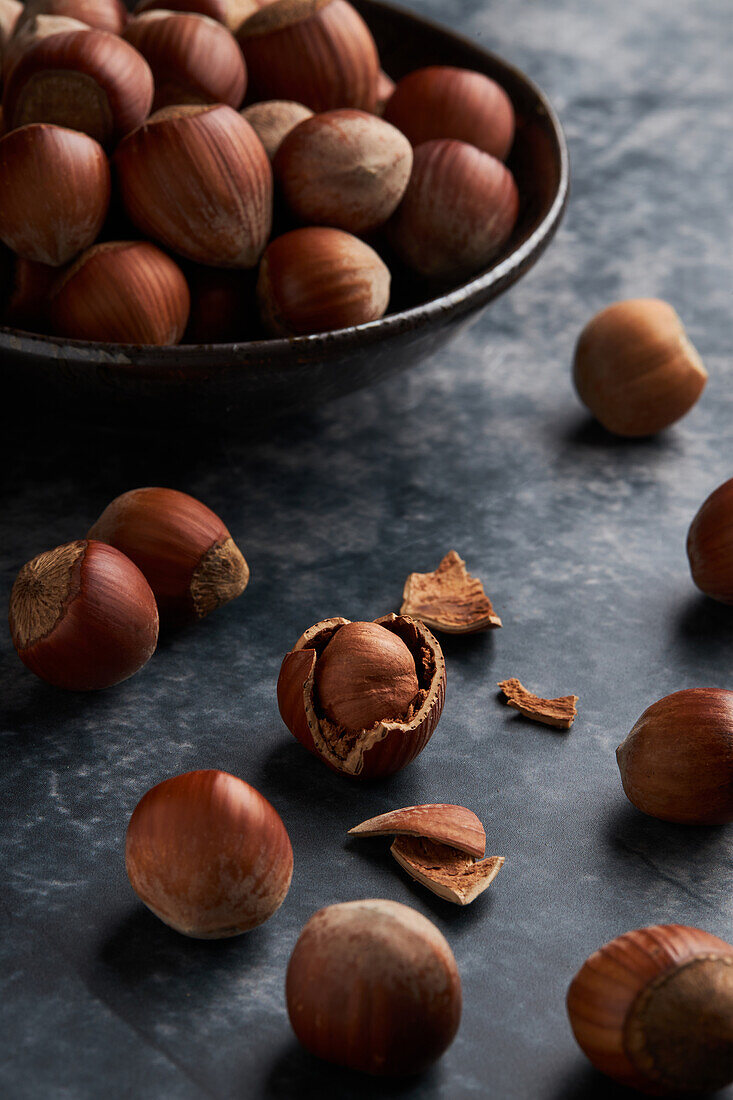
[
  {"x1": 400, "y1": 549, "x2": 501, "y2": 633},
  {"x1": 391, "y1": 836, "x2": 504, "y2": 906},
  {"x1": 498, "y1": 678, "x2": 578, "y2": 730},
  {"x1": 349, "y1": 804, "x2": 485, "y2": 859}
]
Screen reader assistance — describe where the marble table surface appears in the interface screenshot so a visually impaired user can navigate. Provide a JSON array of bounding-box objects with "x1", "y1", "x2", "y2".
[{"x1": 1, "y1": 0, "x2": 731, "y2": 1097}]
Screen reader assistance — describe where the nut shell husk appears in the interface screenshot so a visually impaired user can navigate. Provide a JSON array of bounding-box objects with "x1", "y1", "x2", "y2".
[
  {"x1": 277, "y1": 613, "x2": 446, "y2": 778},
  {"x1": 687, "y1": 477, "x2": 733, "y2": 604}
]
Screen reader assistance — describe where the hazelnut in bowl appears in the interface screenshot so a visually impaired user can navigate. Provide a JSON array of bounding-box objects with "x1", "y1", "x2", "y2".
[{"x1": 0, "y1": 0, "x2": 568, "y2": 427}]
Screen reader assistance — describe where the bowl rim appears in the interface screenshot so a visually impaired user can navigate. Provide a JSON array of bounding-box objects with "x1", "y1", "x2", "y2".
[{"x1": 0, "y1": 0, "x2": 569, "y2": 370}]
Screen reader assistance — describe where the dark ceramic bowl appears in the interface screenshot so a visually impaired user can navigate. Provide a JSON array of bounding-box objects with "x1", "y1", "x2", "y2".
[{"x1": 0, "y1": 0, "x2": 568, "y2": 427}]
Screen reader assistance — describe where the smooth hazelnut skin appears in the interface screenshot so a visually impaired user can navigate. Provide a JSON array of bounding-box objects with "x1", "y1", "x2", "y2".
[
  {"x1": 13, "y1": 0, "x2": 127, "y2": 37},
  {"x1": 115, "y1": 104, "x2": 272, "y2": 268},
  {"x1": 241, "y1": 98, "x2": 313, "y2": 160},
  {"x1": 258, "y1": 226, "x2": 390, "y2": 336},
  {"x1": 315, "y1": 620, "x2": 419, "y2": 731},
  {"x1": 237, "y1": 0, "x2": 379, "y2": 113},
  {"x1": 387, "y1": 139, "x2": 519, "y2": 281},
  {"x1": 687, "y1": 478, "x2": 733, "y2": 604},
  {"x1": 384, "y1": 66, "x2": 515, "y2": 161},
  {"x1": 88, "y1": 487, "x2": 250, "y2": 621},
  {"x1": 134, "y1": 0, "x2": 258, "y2": 34},
  {"x1": 616, "y1": 688, "x2": 733, "y2": 825},
  {"x1": 567, "y1": 924, "x2": 733, "y2": 1095},
  {"x1": 8, "y1": 539, "x2": 159, "y2": 690},
  {"x1": 126, "y1": 770, "x2": 293, "y2": 938},
  {"x1": 274, "y1": 108, "x2": 412, "y2": 234},
  {"x1": 3, "y1": 29, "x2": 154, "y2": 146},
  {"x1": 50, "y1": 241, "x2": 190, "y2": 345},
  {"x1": 0, "y1": 123, "x2": 110, "y2": 266},
  {"x1": 573, "y1": 299, "x2": 707, "y2": 437},
  {"x1": 286, "y1": 899, "x2": 461, "y2": 1076},
  {"x1": 123, "y1": 11, "x2": 247, "y2": 112}
]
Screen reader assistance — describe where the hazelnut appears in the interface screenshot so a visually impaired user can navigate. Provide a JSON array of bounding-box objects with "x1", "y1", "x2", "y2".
[
  {"x1": 2, "y1": 14, "x2": 91, "y2": 79},
  {"x1": 573, "y1": 299, "x2": 707, "y2": 436},
  {"x1": 123, "y1": 11, "x2": 247, "y2": 112},
  {"x1": 241, "y1": 98, "x2": 313, "y2": 160},
  {"x1": 616, "y1": 688, "x2": 733, "y2": 825},
  {"x1": 115, "y1": 104, "x2": 273, "y2": 268},
  {"x1": 4, "y1": 254, "x2": 56, "y2": 331},
  {"x1": 567, "y1": 924, "x2": 733, "y2": 1094},
  {"x1": 237, "y1": 0, "x2": 379, "y2": 113},
  {"x1": 184, "y1": 263, "x2": 258, "y2": 342},
  {"x1": 274, "y1": 108, "x2": 412, "y2": 234},
  {"x1": 374, "y1": 67, "x2": 393, "y2": 116},
  {"x1": 277, "y1": 613, "x2": 445, "y2": 778},
  {"x1": 13, "y1": 0, "x2": 127, "y2": 37},
  {"x1": 286, "y1": 899, "x2": 461, "y2": 1075},
  {"x1": 133, "y1": 0, "x2": 258, "y2": 34},
  {"x1": 384, "y1": 66, "x2": 515, "y2": 160},
  {"x1": 387, "y1": 138, "x2": 519, "y2": 281},
  {"x1": 50, "y1": 240, "x2": 190, "y2": 345},
  {"x1": 88, "y1": 486, "x2": 249, "y2": 622},
  {"x1": 8, "y1": 539, "x2": 159, "y2": 690},
  {"x1": 126, "y1": 769, "x2": 293, "y2": 937},
  {"x1": 257, "y1": 226, "x2": 390, "y2": 335},
  {"x1": 687, "y1": 477, "x2": 733, "y2": 604},
  {"x1": 3, "y1": 29, "x2": 154, "y2": 146},
  {"x1": 0, "y1": 123, "x2": 110, "y2": 266}
]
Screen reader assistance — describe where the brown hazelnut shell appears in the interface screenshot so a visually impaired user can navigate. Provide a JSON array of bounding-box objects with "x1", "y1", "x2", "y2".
[
  {"x1": 133, "y1": 0, "x2": 258, "y2": 34},
  {"x1": 687, "y1": 477, "x2": 733, "y2": 604},
  {"x1": 13, "y1": 0, "x2": 127, "y2": 37},
  {"x1": 277, "y1": 612, "x2": 446, "y2": 779},
  {"x1": 240, "y1": 98, "x2": 312, "y2": 160},
  {"x1": 3, "y1": 14, "x2": 91, "y2": 79}
]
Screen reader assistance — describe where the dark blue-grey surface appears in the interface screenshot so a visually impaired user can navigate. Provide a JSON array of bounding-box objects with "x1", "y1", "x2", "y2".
[{"x1": 1, "y1": 0, "x2": 732, "y2": 1097}]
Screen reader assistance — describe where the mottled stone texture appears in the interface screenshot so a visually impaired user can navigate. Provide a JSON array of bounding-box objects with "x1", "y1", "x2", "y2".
[{"x1": 1, "y1": 0, "x2": 731, "y2": 1097}]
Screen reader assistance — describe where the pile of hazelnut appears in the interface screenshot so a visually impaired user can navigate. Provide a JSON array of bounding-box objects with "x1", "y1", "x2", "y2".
[{"x1": 0, "y1": 0, "x2": 520, "y2": 344}]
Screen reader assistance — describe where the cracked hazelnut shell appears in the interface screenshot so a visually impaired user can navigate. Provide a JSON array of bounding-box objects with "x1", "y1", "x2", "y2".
[
  {"x1": 88, "y1": 486, "x2": 249, "y2": 622},
  {"x1": 567, "y1": 924, "x2": 733, "y2": 1095},
  {"x1": 286, "y1": 899, "x2": 461, "y2": 1075},
  {"x1": 126, "y1": 769, "x2": 293, "y2": 937},
  {"x1": 687, "y1": 477, "x2": 733, "y2": 604},
  {"x1": 277, "y1": 613, "x2": 445, "y2": 778},
  {"x1": 616, "y1": 688, "x2": 733, "y2": 825},
  {"x1": 8, "y1": 539, "x2": 159, "y2": 690}
]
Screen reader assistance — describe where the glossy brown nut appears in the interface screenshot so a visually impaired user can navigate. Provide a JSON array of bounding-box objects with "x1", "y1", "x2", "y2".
[
  {"x1": 126, "y1": 769, "x2": 293, "y2": 937},
  {"x1": 573, "y1": 299, "x2": 707, "y2": 437},
  {"x1": 274, "y1": 108, "x2": 412, "y2": 234},
  {"x1": 133, "y1": 0, "x2": 258, "y2": 34},
  {"x1": 237, "y1": 0, "x2": 379, "y2": 113},
  {"x1": 384, "y1": 66, "x2": 515, "y2": 161},
  {"x1": 88, "y1": 486, "x2": 250, "y2": 621},
  {"x1": 257, "y1": 226, "x2": 390, "y2": 336},
  {"x1": 286, "y1": 899, "x2": 461, "y2": 1075},
  {"x1": 3, "y1": 29, "x2": 154, "y2": 146},
  {"x1": 277, "y1": 613, "x2": 446, "y2": 778},
  {"x1": 115, "y1": 104, "x2": 272, "y2": 268},
  {"x1": 0, "y1": 123, "x2": 109, "y2": 266},
  {"x1": 387, "y1": 139, "x2": 519, "y2": 281},
  {"x1": 8, "y1": 539, "x2": 159, "y2": 690},
  {"x1": 123, "y1": 11, "x2": 247, "y2": 111},
  {"x1": 687, "y1": 477, "x2": 733, "y2": 604},
  {"x1": 567, "y1": 924, "x2": 733, "y2": 1094},
  {"x1": 241, "y1": 98, "x2": 312, "y2": 160},
  {"x1": 616, "y1": 688, "x2": 733, "y2": 824},
  {"x1": 50, "y1": 240, "x2": 190, "y2": 345},
  {"x1": 13, "y1": 0, "x2": 127, "y2": 36}
]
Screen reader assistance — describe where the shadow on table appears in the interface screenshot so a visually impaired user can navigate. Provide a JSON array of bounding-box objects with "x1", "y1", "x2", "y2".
[
  {"x1": 559, "y1": 414, "x2": 676, "y2": 454},
  {"x1": 670, "y1": 592, "x2": 733, "y2": 663},
  {"x1": 548, "y1": 1063, "x2": 730, "y2": 1100},
  {"x1": 263, "y1": 1042, "x2": 443, "y2": 1100}
]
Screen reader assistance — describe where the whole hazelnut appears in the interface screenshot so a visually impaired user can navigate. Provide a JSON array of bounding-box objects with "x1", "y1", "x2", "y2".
[
  {"x1": 115, "y1": 104, "x2": 272, "y2": 268},
  {"x1": 387, "y1": 138, "x2": 519, "y2": 281},
  {"x1": 237, "y1": 0, "x2": 379, "y2": 113},
  {"x1": 3, "y1": 14, "x2": 91, "y2": 79},
  {"x1": 274, "y1": 108, "x2": 412, "y2": 234},
  {"x1": 50, "y1": 240, "x2": 190, "y2": 345},
  {"x1": 573, "y1": 299, "x2": 707, "y2": 436},
  {"x1": 12, "y1": 0, "x2": 127, "y2": 37},
  {"x1": 133, "y1": 0, "x2": 258, "y2": 34},
  {"x1": 257, "y1": 226, "x2": 390, "y2": 336},
  {"x1": 9, "y1": 539, "x2": 159, "y2": 690},
  {"x1": 567, "y1": 924, "x2": 733, "y2": 1095},
  {"x1": 3, "y1": 29, "x2": 154, "y2": 146},
  {"x1": 123, "y1": 11, "x2": 247, "y2": 111},
  {"x1": 126, "y1": 769, "x2": 293, "y2": 937},
  {"x1": 384, "y1": 66, "x2": 515, "y2": 161},
  {"x1": 286, "y1": 899, "x2": 461, "y2": 1075},
  {"x1": 277, "y1": 613, "x2": 446, "y2": 778},
  {"x1": 88, "y1": 486, "x2": 250, "y2": 622},
  {"x1": 0, "y1": 123, "x2": 110, "y2": 266},
  {"x1": 616, "y1": 688, "x2": 733, "y2": 825},
  {"x1": 241, "y1": 98, "x2": 313, "y2": 160},
  {"x1": 687, "y1": 477, "x2": 733, "y2": 604}
]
